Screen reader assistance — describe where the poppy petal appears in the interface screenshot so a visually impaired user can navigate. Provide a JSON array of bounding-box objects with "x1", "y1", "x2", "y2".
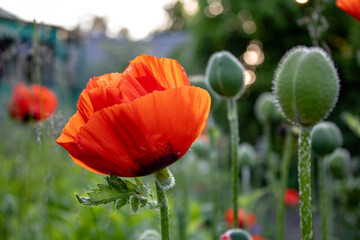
[
  {"x1": 120, "y1": 61, "x2": 166, "y2": 101},
  {"x1": 86, "y1": 73, "x2": 124, "y2": 90},
  {"x1": 30, "y1": 84, "x2": 58, "y2": 119},
  {"x1": 129, "y1": 55, "x2": 190, "y2": 89},
  {"x1": 67, "y1": 86, "x2": 211, "y2": 177},
  {"x1": 56, "y1": 112, "x2": 86, "y2": 150},
  {"x1": 336, "y1": 0, "x2": 360, "y2": 21}
]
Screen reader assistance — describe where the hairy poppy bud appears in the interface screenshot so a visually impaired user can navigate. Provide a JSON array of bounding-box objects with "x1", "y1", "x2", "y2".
[
  {"x1": 273, "y1": 46, "x2": 340, "y2": 126},
  {"x1": 326, "y1": 148, "x2": 350, "y2": 179},
  {"x1": 311, "y1": 121, "x2": 342, "y2": 156},
  {"x1": 206, "y1": 51, "x2": 245, "y2": 99},
  {"x1": 254, "y1": 92, "x2": 281, "y2": 123},
  {"x1": 220, "y1": 229, "x2": 252, "y2": 240},
  {"x1": 238, "y1": 143, "x2": 256, "y2": 166}
]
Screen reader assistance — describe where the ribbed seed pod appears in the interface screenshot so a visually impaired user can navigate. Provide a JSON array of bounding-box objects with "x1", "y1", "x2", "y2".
[
  {"x1": 311, "y1": 121, "x2": 343, "y2": 156},
  {"x1": 254, "y1": 92, "x2": 281, "y2": 123},
  {"x1": 273, "y1": 46, "x2": 340, "y2": 126},
  {"x1": 238, "y1": 143, "x2": 256, "y2": 166},
  {"x1": 206, "y1": 51, "x2": 245, "y2": 99}
]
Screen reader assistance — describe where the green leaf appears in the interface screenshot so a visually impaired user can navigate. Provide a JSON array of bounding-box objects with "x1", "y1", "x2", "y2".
[
  {"x1": 115, "y1": 196, "x2": 129, "y2": 210},
  {"x1": 75, "y1": 175, "x2": 157, "y2": 212},
  {"x1": 131, "y1": 196, "x2": 140, "y2": 213}
]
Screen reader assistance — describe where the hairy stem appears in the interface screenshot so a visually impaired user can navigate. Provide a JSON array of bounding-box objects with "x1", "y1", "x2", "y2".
[
  {"x1": 155, "y1": 172, "x2": 171, "y2": 240},
  {"x1": 277, "y1": 126, "x2": 293, "y2": 240},
  {"x1": 227, "y1": 99, "x2": 239, "y2": 228},
  {"x1": 298, "y1": 125, "x2": 314, "y2": 240},
  {"x1": 318, "y1": 156, "x2": 328, "y2": 240}
]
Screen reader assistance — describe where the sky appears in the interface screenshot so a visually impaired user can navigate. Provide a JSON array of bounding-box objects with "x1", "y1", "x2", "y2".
[{"x1": 0, "y1": 0, "x2": 198, "y2": 40}]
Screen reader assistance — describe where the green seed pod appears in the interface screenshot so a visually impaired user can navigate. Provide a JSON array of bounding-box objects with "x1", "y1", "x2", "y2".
[
  {"x1": 311, "y1": 121, "x2": 343, "y2": 156},
  {"x1": 273, "y1": 46, "x2": 340, "y2": 126},
  {"x1": 254, "y1": 92, "x2": 281, "y2": 123},
  {"x1": 221, "y1": 229, "x2": 252, "y2": 240},
  {"x1": 206, "y1": 51, "x2": 245, "y2": 99},
  {"x1": 326, "y1": 148, "x2": 350, "y2": 179},
  {"x1": 238, "y1": 143, "x2": 256, "y2": 166}
]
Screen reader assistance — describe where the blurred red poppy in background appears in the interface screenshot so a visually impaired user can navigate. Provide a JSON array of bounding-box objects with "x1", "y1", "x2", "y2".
[
  {"x1": 336, "y1": 0, "x2": 360, "y2": 21},
  {"x1": 284, "y1": 188, "x2": 299, "y2": 206},
  {"x1": 225, "y1": 208, "x2": 256, "y2": 228},
  {"x1": 9, "y1": 83, "x2": 58, "y2": 121},
  {"x1": 252, "y1": 235, "x2": 269, "y2": 240},
  {"x1": 56, "y1": 55, "x2": 211, "y2": 177}
]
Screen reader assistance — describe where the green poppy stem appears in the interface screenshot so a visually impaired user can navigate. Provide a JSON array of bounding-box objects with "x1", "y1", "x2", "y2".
[
  {"x1": 155, "y1": 169, "x2": 171, "y2": 240},
  {"x1": 277, "y1": 126, "x2": 293, "y2": 240},
  {"x1": 298, "y1": 125, "x2": 314, "y2": 240},
  {"x1": 264, "y1": 122, "x2": 277, "y2": 189},
  {"x1": 227, "y1": 99, "x2": 239, "y2": 228},
  {"x1": 318, "y1": 156, "x2": 328, "y2": 240}
]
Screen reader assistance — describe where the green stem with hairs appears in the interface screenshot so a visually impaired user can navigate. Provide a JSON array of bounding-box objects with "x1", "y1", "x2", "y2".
[
  {"x1": 277, "y1": 126, "x2": 293, "y2": 240},
  {"x1": 298, "y1": 125, "x2": 314, "y2": 240},
  {"x1": 318, "y1": 156, "x2": 328, "y2": 240},
  {"x1": 155, "y1": 170, "x2": 171, "y2": 240},
  {"x1": 227, "y1": 98, "x2": 239, "y2": 228},
  {"x1": 264, "y1": 122, "x2": 277, "y2": 189}
]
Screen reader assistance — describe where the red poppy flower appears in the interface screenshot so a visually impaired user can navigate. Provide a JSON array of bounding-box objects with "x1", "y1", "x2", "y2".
[
  {"x1": 9, "y1": 83, "x2": 58, "y2": 121},
  {"x1": 225, "y1": 208, "x2": 256, "y2": 228},
  {"x1": 284, "y1": 188, "x2": 299, "y2": 206},
  {"x1": 252, "y1": 235, "x2": 269, "y2": 240},
  {"x1": 56, "y1": 55, "x2": 211, "y2": 177},
  {"x1": 336, "y1": 0, "x2": 360, "y2": 21}
]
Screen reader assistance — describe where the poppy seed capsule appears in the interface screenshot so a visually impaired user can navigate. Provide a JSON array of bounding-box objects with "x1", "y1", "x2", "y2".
[
  {"x1": 206, "y1": 51, "x2": 245, "y2": 99},
  {"x1": 326, "y1": 148, "x2": 350, "y2": 179},
  {"x1": 254, "y1": 92, "x2": 281, "y2": 123},
  {"x1": 311, "y1": 121, "x2": 342, "y2": 156},
  {"x1": 238, "y1": 143, "x2": 256, "y2": 166},
  {"x1": 273, "y1": 46, "x2": 340, "y2": 126},
  {"x1": 220, "y1": 229, "x2": 252, "y2": 240}
]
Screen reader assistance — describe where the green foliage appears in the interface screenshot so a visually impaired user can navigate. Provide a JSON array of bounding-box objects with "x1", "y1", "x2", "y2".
[
  {"x1": 341, "y1": 112, "x2": 360, "y2": 138},
  {"x1": 76, "y1": 175, "x2": 157, "y2": 212}
]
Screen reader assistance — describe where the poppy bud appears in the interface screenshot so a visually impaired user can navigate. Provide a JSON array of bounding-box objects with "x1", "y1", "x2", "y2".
[
  {"x1": 139, "y1": 229, "x2": 161, "y2": 240},
  {"x1": 273, "y1": 46, "x2": 339, "y2": 126},
  {"x1": 254, "y1": 92, "x2": 281, "y2": 123},
  {"x1": 326, "y1": 148, "x2": 350, "y2": 179},
  {"x1": 311, "y1": 121, "x2": 342, "y2": 156},
  {"x1": 220, "y1": 229, "x2": 252, "y2": 240},
  {"x1": 206, "y1": 51, "x2": 245, "y2": 99},
  {"x1": 238, "y1": 143, "x2": 256, "y2": 166}
]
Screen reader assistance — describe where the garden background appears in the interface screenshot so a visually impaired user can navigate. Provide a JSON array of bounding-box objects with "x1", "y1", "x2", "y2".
[{"x1": 0, "y1": 0, "x2": 360, "y2": 239}]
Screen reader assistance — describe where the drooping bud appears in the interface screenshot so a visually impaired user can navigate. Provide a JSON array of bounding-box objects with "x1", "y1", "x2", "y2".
[
  {"x1": 326, "y1": 148, "x2": 351, "y2": 179},
  {"x1": 238, "y1": 143, "x2": 256, "y2": 166},
  {"x1": 311, "y1": 121, "x2": 342, "y2": 156},
  {"x1": 206, "y1": 51, "x2": 245, "y2": 99},
  {"x1": 154, "y1": 168, "x2": 175, "y2": 191},
  {"x1": 139, "y1": 229, "x2": 161, "y2": 240},
  {"x1": 254, "y1": 92, "x2": 281, "y2": 123},
  {"x1": 273, "y1": 46, "x2": 340, "y2": 126},
  {"x1": 220, "y1": 229, "x2": 252, "y2": 240}
]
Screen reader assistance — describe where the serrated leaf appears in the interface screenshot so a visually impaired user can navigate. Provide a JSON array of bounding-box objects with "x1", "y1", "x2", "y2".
[
  {"x1": 107, "y1": 175, "x2": 136, "y2": 192},
  {"x1": 131, "y1": 196, "x2": 140, "y2": 213},
  {"x1": 115, "y1": 196, "x2": 129, "y2": 210},
  {"x1": 139, "y1": 197, "x2": 147, "y2": 207}
]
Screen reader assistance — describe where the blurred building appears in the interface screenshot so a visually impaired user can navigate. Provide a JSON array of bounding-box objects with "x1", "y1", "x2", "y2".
[{"x1": 0, "y1": 7, "x2": 188, "y2": 94}]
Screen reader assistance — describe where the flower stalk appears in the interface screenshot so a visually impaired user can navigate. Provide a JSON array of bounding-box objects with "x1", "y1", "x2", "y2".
[
  {"x1": 318, "y1": 156, "x2": 328, "y2": 240},
  {"x1": 155, "y1": 169, "x2": 172, "y2": 240},
  {"x1": 227, "y1": 98, "x2": 239, "y2": 228},
  {"x1": 277, "y1": 126, "x2": 293, "y2": 240},
  {"x1": 298, "y1": 126, "x2": 314, "y2": 240}
]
